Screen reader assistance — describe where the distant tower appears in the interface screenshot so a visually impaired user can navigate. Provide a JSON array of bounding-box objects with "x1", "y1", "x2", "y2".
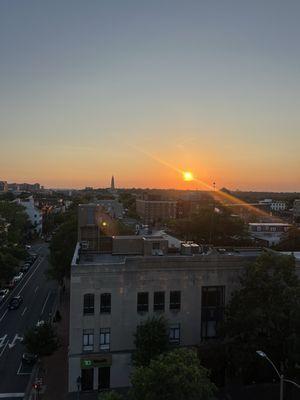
[{"x1": 111, "y1": 175, "x2": 115, "y2": 190}]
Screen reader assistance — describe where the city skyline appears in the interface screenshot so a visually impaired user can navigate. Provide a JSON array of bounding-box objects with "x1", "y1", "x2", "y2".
[{"x1": 1, "y1": 1, "x2": 300, "y2": 191}]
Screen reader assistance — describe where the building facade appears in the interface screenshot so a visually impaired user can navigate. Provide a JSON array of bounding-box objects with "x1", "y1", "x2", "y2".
[
  {"x1": 14, "y1": 196, "x2": 43, "y2": 234},
  {"x1": 0, "y1": 181, "x2": 8, "y2": 192},
  {"x1": 248, "y1": 222, "x2": 291, "y2": 246},
  {"x1": 68, "y1": 205, "x2": 274, "y2": 393},
  {"x1": 136, "y1": 198, "x2": 177, "y2": 224}
]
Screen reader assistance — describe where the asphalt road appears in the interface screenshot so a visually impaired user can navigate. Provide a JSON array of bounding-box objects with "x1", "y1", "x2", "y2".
[{"x1": 0, "y1": 243, "x2": 58, "y2": 400}]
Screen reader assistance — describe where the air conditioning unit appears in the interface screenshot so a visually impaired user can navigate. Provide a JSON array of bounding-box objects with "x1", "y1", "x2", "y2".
[{"x1": 81, "y1": 241, "x2": 89, "y2": 250}]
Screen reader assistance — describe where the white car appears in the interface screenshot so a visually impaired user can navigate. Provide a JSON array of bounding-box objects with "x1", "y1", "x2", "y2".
[
  {"x1": 0, "y1": 289, "x2": 9, "y2": 302},
  {"x1": 13, "y1": 272, "x2": 24, "y2": 283}
]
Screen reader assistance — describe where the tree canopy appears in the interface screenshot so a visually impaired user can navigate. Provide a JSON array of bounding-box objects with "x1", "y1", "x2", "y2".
[
  {"x1": 130, "y1": 348, "x2": 216, "y2": 400},
  {"x1": 132, "y1": 315, "x2": 169, "y2": 367},
  {"x1": 222, "y1": 251, "x2": 300, "y2": 381},
  {"x1": 24, "y1": 322, "x2": 60, "y2": 358},
  {"x1": 168, "y1": 206, "x2": 250, "y2": 246}
]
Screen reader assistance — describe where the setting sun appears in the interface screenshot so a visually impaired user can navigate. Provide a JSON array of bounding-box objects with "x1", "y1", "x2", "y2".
[{"x1": 183, "y1": 171, "x2": 194, "y2": 181}]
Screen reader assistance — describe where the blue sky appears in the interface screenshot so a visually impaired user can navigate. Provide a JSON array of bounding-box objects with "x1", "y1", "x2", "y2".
[{"x1": 0, "y1": 0, "x2": 299, "y2": 189}]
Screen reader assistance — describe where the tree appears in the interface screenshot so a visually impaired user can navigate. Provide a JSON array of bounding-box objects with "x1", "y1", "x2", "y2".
[
  {"x1": 23, "y1": 322, "x2": 60, "y2": 358},
  {"x1": 130, "y1": 348, "x2": 216, "y2": 400},
  {"x1": 222, "y1": 252, "x2": 300, "y2": 382},
  {"x1": 132, "y1": 316, "x2": 169, "y2": 367},
  {"x1": 168, "y1": 206, "x2": 250, "y2": 246},
  {"x1": 98, "y1": 391, "x2": 123, "y2": 400},
  {"x1": 47, "y1": 213, "x2": 77, "y2": 284},
  {"x1": 0, "y1": 252, "x2": 17, "y2": 284}
]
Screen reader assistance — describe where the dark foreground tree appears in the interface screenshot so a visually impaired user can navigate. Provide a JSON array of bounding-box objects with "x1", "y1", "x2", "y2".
[
  {"x1": 222, "y1": 251, "x2": 300, "y2": 381},
  {"x1": 23, "y1": 322, "x2": 60, "y2": 358},
  {"x1": 47, "y1": 214, "x2": 77, "y2": 284},
  {"x1": 132, "y1": 315, "x2": 169, "y2": 367},
  {"x1": 130, "y1": 348, "x2": 216, "y2": 400},
  {"x1": 98, "y1": 391, "x2": 123, "y2": 400}
]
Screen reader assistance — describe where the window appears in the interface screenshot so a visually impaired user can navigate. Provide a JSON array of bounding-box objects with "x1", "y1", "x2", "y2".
[
  {"x1": 100, "y1": 328, "x2": 110, "y2": 351},
  {"x1": 154, "y1": 291, "x2": 165, "y2": 311},
  {"x1": 137, "y1": 292, "x2": 149, "y2": 312},
  {"x1": 169, "y1": 323, "x2": 180, "y2": 344},
  {"x1": 170, "y1": 291, "x2": 181, "y2": 311},
  {"x1": 201, "y1": 286, "x2": 225, "y2": 339},
  {"x1": 83, "y1": 294, "x2": 94, "y2": 315},
  {"x1": 100, "y1": 293, "x2": 111, "y2": 314},
  {"x1": 83, "y1": 329, "x2": 94, "y2": 352},
  {"x1": 152, "y1": 242, "x2": 160, "y2": 250}
]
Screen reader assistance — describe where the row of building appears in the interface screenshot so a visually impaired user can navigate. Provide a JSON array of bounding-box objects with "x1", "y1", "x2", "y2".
[
  {"x1": 0, "y1": 180, "x2": 43, "y2": 192},
  {"x1": 68, "y1": 203, "x2": 300, "y2": 393},
  {"x1": 135, "y1": 195, "x2": 300, "y2": 225}
]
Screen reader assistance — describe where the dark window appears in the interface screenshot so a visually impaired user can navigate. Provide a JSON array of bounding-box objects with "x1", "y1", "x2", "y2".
[
  {"x1": 98, "y1": 367, "x2": 110, "y2": 390},
  {"x1": 169, "y1": 323, "x2": 180, "y2": 344},
  {"x1": 152, "y1": 242, "x2": 160, "y2": 250},
  {"x1": 82, "y1": 329, "x2": 94, "y2": 352},
  {"x1": 83, "y1": 293, "x2": 94, "y2": 315},
  {"x1": 137, "y1": 292, "x2": 149, "y2": 312},
  {"x1": 100, "y1": 293, "x2": 111, "y2": 314},
  {"x1": 154, "y1": 291, "x2": 165, "y2": 311},
  {"x1": 170, "y1": 291, "x2": 181, "y2": 311},
  {"x1": 100, "y1": 328, "x2": 110, "y2": 351},
  {"x1": 201, "y1": 286, "x2": 225, "y2": 339}
]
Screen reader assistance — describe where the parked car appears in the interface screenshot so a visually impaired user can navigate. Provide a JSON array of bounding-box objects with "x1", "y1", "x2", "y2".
[
  {"x1": 20, "y1": 264, "x2": 30, "y2": 273},
  {"x1": 13, "y1": 272, "x2": 24, "y2": 283},
  {"x1": 25, "y1": 245, "x2": 31, "y2": 250},
  {"x1": 22, "y1": 353, "x2": 37, "y2": 365},
  {"x1": 28, "y1": 253, "x2": 38, "y2": 262},
  {"x1": 8, "y1": 296, "x2": 23, "y2": 310},
  {"x1": 0, "y1": 289, "x2": 9, "y2": 302}
]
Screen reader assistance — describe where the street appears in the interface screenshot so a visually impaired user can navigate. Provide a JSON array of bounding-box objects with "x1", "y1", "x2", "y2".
[{"x1": 0, "y1": 243, "x2": 58, "y2": 400}]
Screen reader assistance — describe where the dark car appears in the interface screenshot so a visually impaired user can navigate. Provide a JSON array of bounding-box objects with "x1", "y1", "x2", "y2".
[
  {"x1": 8, "y1": 296, "x2": 23, "y2": 310},
  {"x1": 20, "y1": 263, "x2": 31, "y2": 273},
  {"x1": 22, "y1": 353, "x2": 38, "y2": 365}
]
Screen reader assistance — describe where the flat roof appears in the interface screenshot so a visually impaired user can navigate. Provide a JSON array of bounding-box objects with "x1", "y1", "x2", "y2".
[{"x1": 249, "y1": 223, "x2": 291, "y2": 226}]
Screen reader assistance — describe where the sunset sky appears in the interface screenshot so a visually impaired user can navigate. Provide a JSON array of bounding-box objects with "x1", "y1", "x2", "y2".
[{"x1": 0, "y1": 1, "x2": 300, "y2": 191}]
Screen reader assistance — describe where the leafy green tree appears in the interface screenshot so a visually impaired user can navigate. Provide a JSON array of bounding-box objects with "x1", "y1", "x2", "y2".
[
  {"x1": 98, "y1": 391, "x2": 123, "y2": 400},
  {"x1": 130, "y1": 348, "x2": 216, "y2": 400},
  {"x1": 222, "y1": 252, "x2": 300, "y2": 381},
  {"x1": 0, "y1": 252, "x2": 17, "y2": 284},
  {"x1": 23, "y1": 322, "x2": 60, "y2": 358},
  {"x1": 47, "y1": 214, "x2": 77, "y2": 284},
  {"x1": 168, "y1": 206, "x2": 250, "y2": 246},
  {"x1": 132, "y1": 316, "x2": 169, "y2": 367},
  {"x1": 274, "y1": 226, "x2": 300, "y2": 251}
]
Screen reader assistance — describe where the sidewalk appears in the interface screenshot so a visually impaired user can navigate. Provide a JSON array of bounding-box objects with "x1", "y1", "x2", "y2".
[{"x1": 41, "y1": 283, "x2": 70, "y2": 400}]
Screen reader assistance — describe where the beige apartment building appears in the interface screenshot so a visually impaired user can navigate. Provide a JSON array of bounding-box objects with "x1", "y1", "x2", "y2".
[
  {"x1": 68, "y1": 204, "x2": 300, "y2": 394},
  {"x1": 136, "y1": 198, "x2": 177, "y2": 224}
]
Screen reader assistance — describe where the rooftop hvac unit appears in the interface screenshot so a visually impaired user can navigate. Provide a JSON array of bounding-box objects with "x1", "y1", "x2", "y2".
[
  {"x1": 190, "y1": 243, "x2": 200, "y2": 254},
  {"x1": 181, "y1": 243, "x2": 192, "y2": 255}
]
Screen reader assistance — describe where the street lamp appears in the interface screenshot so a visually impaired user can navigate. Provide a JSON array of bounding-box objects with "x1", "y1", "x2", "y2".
[{"x1": 256, "y1": 350, "x2": 300, "y2": 400}]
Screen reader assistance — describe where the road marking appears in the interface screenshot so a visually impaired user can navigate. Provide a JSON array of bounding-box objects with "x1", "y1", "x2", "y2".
[
  {"x1": 0, "y1": 309, "x2": 8, "y2": 322},
  {"x1": 16, "y1": 361, "x2": 32, "y2": 376},
  {"x1": 0, "y1": 394, "x2": 25, "y2": 398},
  {"x1": 8, "y1": 334, "x2": 23, "y2": 349},
  {"x1": 0, "y1": 334, "x2": 7, "y2": 347},
  {"x1": 41, "y1": 291, "x2": 51, "y2": 315},
  {"x1": 21, "y1": 307, "x2": 27, "y2": 316},
  {"x1": 34, "y1": 286, "x2": 39, "y2": 293},
  {"x1": 0, "y1": 256, "x2": 44, "y2": 314},
  {"x1": 0, "y1": 340, "x2": 8, "y2": 357},
  {"x1": 17, "y1": 257, "x2": 44, "y2": 296}
]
